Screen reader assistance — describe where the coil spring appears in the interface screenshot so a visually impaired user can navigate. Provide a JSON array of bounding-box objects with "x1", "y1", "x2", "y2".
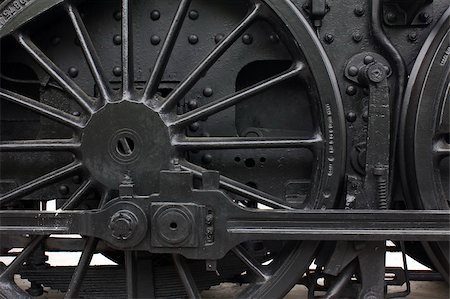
[{"x1": 377, "y1": 177, "x2": 388, "y2": 210}]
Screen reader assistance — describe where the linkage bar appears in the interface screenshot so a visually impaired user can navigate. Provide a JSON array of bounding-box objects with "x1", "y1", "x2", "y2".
[{"x1": 0, "y1": 208, "x2": 448, "y2": 241}]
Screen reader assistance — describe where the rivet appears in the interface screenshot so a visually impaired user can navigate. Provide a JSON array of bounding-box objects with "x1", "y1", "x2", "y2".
[
  {"x1": 187, "y1": 99, "x2": 198, "y2": 110},
  {"x1": 72, "y1": 175, "x2": 82, "y2": 184},
  {"x1": 346, "y1": 85, "x2": 357, "y2": 96},
  {"x1": 346, "y1": 111, "x2": 357, "y2": 122},
  {"x1": 68, "y1": 67, "x2": 79, "y2": 78},
  {"x1": 51, "y1": 36, "x2": 61, "y2": 46},
  {"x1": 72, "y1": 111, "x2": 81, "y2": 117},
  {"x1": 113, "y1": 66, "x2": 122, "y2": 77},
  {"x1": 215, "y1": 34, "x2": 225, "y2": 44},
  {"x1": 189, "y1": 122, "x2": 200, "y2": 132},
  {"x1": 354, "y1": 6, "x2": 365, "y2": 17},
  {"x1": 348, "y1": 66, "x2": 359, "y2": 77},
  {"x1": 364, "y1": 55, "x2": 374, "y2": 65},
  {"x1": 58, "y1": 185, "x2": 69, "y2": 195},
  {"x1": 203, "y1": 87, "x2": 213, "y2": 97},
  {"x1": 113, "y1": 34, "x2": 122, "y2": 45},
  {"x1": 324, "y1": 34, "x2": 334, "y2": 44},
  {"x1": 419, "y1": 12, "x2": 431, "y2": 23},
  {"x1": 352, "y1": 32, "x2": 363, "y2": 43},
  {"x1": 189, "y1": 10, "x2": 199, "y2": 20},
  {"x1": 150, "y1": 10, "x2": 160, "y2": 21},
  {"x1": 113, "y1": 11, "x2": 122, "y2": 21},
  {"x1": 386, "y1": 12, "x2": 397, "y2": 23},
  {"x1": 151, "y1": 35, "x2": 161, "y2": 45},
  {"x1": 362, "y1": 110, "x2": 369, "y2": 122},
  {"x1": 408, "y1": 32, "x2": 418, "y2": 42},
  {"x1": 188, "y1": 34, "x2": 199, "y2": 45},
  {"x1": 202, "y1": 154, "x2": 213, "y2": 165},
  {"x1": 242, "y1": 34, "x2": 253, "y2": 45},
  {"x1": 269, "y1": 34, "x2": 279, "y2": 44}
]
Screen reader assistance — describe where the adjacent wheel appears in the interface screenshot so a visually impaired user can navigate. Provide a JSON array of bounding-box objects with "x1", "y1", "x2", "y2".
[
  {"x1": 401, "y1": 7, "x2": 450, "y2": 282},
  {"x1": 0, "y1": 0, "x2": 345, "y2": 297}
]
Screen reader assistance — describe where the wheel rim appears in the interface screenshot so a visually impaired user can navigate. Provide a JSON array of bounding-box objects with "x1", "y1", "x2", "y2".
[{"x1": 0, "y1": 0, "x2": 345, "y2": 297}]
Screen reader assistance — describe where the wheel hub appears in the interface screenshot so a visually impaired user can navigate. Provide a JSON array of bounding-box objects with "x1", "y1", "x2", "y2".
[{"x1": 81, "y1": 101, "x2": 172, "y2": 192}]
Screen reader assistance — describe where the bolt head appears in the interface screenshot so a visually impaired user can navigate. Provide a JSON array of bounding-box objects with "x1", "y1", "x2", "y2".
[
  {"x1": 419, "y1": 12, "x2": 431, "y2": 22},
  {"x1": 324, "y1": 34, "x2": 334, "y2": 44},
  {"x1": 352, "y1": 32, "x2": 363, "y2": 43},
  {"x1": 150, "y1": 10, "x2": 160, "y2": 21},
  {"x1": 362, "y1": 110, "x2": 369, "y2": 122},
  {"x1": 58, "y1": 185, "x2": 69, "y2": 195},
  {"x1": 364, "y1": 55, "x2": 374, "y2": 65},
  {"x1": 203, "y1": 87, "x2": 213, "y2": 97},
  {"x1": 113, "y1": 66, "x2": 122, "y2": 77},
  {"x1": 113, "y1": 11, "x2": 122, "y2": 21},
  {"x1": 68, "y1": 67, "x2": 79, "y2": 78},
  {"x1": 150, "y1": 35, "x2": 161, "y2": 45},
  {"x1": 109, "y1": 211, "x2": 137, "y2": 241},
  {"x1": 205, "y1": 214, "x2": 214, "y2": 225},
  {"x1": 408, "y1": 32, "x2": 418, "y2": 42},
  {"x1": 189, "y1": 122, "x2": 200, "y2": 132},
  {"x1": 202, "y1": 154, "x2": 213, "y2": 165},
  {"x1": 113, "y1": 34, "x2": 122, "y2": 45},
  {"x1": 189, "y1": 10, "x2": 199, "y2": 20},
  {"x1": 242, "y1": 34, "x2": 253, "y2": 45},
  {"x1": 187, "y1": 99, "x2": 198, "y2": 110},
  {"x1": 188, "y1": 34, "x2": 199, "y2": 45},
  {"x1": 346, "y1": 111, "x2": 357, "y2": 123},
  {"x1": 214, "y1": 34, "x2": 225, "y2": 44},
  {"x1": 346, "y1": 85, "x2": 357, "y2": 96},
  {"x1": 354, "y1": 6, "x2": 365, "y2": 17},
  {"x1": 348, "y1": 66, "x2": 359, "y2": 77}
]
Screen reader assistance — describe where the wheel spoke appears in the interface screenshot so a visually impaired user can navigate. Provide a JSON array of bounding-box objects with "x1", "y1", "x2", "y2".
[
  {"x1": 180, "y1": 161, "x2": 293, "y2": 210},
  {"x1": 0, "y1": 139, "x2": 81, "y2": 152},
  {"x1": 172, "y1": 254, "x2": 201, "y2": 299},
  {"x1": 65, "y1": 2, "x2": 112, "y2": 103},
  {"x1": 143, "y1": 0, "x2": 192, "y2": 101},
  {"x1": 158, "y1": 4, "x2": 261, "y2": 112},
  {"x1": 172, "y1": 135, "x2": 322, "y2": 150},
  {"x1": 0, "y1": 162, "x2": 83, "y2": 206},
  {"x1": 121, "y1": 0, "x2": 134, "y2": 100},
  {"x1": 14, "y1": 33, "x2": 96, "y2": 114},
  {"x1": 60, "y1": 179, "x2": 93, "y2": 210},
  {"x1": 0, "y1": 89, "x2": 85, "y2": 129},
  {"x1": 169, "y1": 64, "x2": 304, "y2": 127},
  {"x1": 64, "y1": 237, "x2": 98, "y2": 299},
  {"x1": 232, "y1": 245, "x2": 268, "y2": 281}
]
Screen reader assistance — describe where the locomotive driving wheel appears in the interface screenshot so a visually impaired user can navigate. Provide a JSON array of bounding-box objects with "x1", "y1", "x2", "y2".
[
  {"x1": 401, "y1": 7, "x2": 450, "y2": 282},
  {"x1": 0, "y1": 0, "x2": 345, "y2": 297}
]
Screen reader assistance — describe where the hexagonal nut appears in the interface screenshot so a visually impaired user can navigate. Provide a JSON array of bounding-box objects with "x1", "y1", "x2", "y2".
[{"x1": 108, "y1": 210, "x2": 138, "y2": 240}]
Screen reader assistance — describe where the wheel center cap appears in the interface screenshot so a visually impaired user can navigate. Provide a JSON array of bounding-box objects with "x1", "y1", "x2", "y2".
[
  {"x1": 109, "y1": 129, "x2": 141, "y2": 163},
  {"x1": 80, "y1": 101, "x2": 172, "y2": 194}
]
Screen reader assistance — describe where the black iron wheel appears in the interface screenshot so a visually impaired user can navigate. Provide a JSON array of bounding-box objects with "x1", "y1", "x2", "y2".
[
  {"x1": 401, "y1": 7, "x2": 450, "y2": 282},
  {"x1": 0, "y1": 0, "x2": 345, "y2": 297}
]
